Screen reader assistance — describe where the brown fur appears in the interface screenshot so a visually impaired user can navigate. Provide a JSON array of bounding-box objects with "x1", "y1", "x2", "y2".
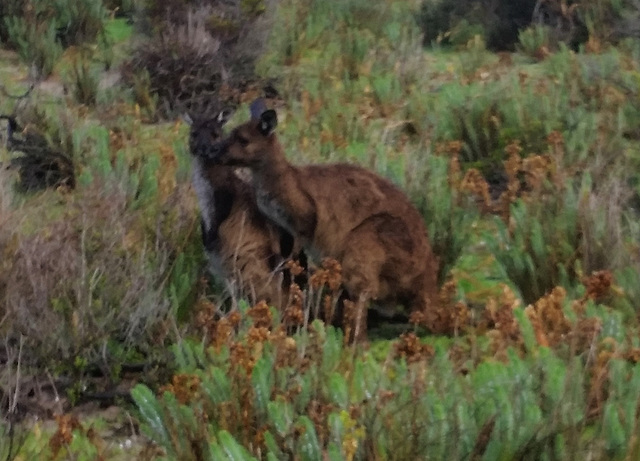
[
  {"x1": 194, "y1": 100, "x2": 439, "y2": 341},
  {"x1": 187, "y1": 114, "x2": 301, "y2": 309}
]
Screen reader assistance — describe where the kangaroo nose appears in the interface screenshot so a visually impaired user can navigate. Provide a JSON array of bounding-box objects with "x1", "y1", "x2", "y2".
[{"x1": 195, "y1": 139, "x2": 224, "y2": 161}]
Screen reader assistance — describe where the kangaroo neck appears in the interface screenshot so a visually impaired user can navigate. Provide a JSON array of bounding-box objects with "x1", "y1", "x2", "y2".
[
  {"x1": 252, "y1": 140, "x2": 293, "y2": 190},
  {"x1": 251, "y1": 142, "x2": 303, "y2": 236}
]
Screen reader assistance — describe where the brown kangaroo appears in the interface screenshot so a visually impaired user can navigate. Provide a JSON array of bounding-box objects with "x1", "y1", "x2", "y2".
[
  {"x1": 185, "y1": 110, "x2": 304, "y2": 309},
  {"x1": 191, "y1": 99, "x2": 439, "y2": 341}
]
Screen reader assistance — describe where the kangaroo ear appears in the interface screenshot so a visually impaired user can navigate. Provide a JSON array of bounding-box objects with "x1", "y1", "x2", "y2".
[
  {"x1": 250, "y1": 98, "x2": 268, "y2": 120},
  {"x1": 217, "y1": 109, "x2": 233, "y2": 125},
  {"x1": 181, "y1": 113, "x2": 194, "y2": 127},
  {"x1": 259, "y1": 109, "x2": 277, "y2": 136}
]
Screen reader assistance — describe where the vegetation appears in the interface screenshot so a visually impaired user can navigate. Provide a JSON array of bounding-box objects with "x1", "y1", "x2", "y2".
[{"x1": 1, "y1": 0, "x2": 640, "y2": 459}]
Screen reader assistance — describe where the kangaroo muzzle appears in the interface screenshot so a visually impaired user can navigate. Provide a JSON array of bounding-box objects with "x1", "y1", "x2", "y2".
[{"x1": 193, "y1": 138, "x2": 228, "y2": 163}]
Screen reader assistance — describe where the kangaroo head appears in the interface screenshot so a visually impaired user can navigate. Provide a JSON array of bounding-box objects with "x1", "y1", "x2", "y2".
[
  {"x1": 183, "y1": 109, "x2": 232, "y2": 156},
  {"x1": 192, "y1": 98, "x2": 278, "y2": 167}
]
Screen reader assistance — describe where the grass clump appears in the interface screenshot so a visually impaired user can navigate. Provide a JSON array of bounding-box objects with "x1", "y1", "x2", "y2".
[
  {"x1": 2, "y1": 0, "x2": 109, "y2": 78},
  {"x1": 0, "y1": 112, "x2": 203, "y2": 407}
]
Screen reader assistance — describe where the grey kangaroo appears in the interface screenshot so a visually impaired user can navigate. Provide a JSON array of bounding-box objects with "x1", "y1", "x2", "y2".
[{"x1": 186, "y1": 110, "x2": 305, "y2": 310}]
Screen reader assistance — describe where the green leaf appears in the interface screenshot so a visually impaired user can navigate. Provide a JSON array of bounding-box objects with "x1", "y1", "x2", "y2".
[
  {"x1": 268, "y1": 398, "x2": 294, "y2": 436},
  {"x1": 131, "y1": 384, "x2": 170, "y2": 448},
  {"x1": 252, "y1": 356, "x2": 274, "y2": 417},
  {"x1": 603, "y1": 402, "x2": 626, "y2": 453},
  {"x1": 328, "y1": 372, "x2": 349, "y2": 408},
  {"x1": 218, "y1": 430, "x2": 257, "y2": 461},
  {"x1": 208, "y1": 440, "x2": 228, "y2": 461},
  {"x1": 322, "y1": 325, "x2": 342, "y2": 373},
  {"x1": 201, "y1": 366, "x2": 232, "y2": 404},
  {"x1": 264, "y1": 431, "x2": 285, "y2": 460},
  {"x1": 296, "y1": 416, "x2": 321, "y2": 461},
  {"x1": 326, "y1": 442, "x2": 343, "y2": 461},
  {"x1": 514, "y1": 308, "x2": 537, "y2": 353}
]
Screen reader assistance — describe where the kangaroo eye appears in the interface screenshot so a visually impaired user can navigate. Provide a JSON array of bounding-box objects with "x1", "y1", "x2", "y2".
[{"x1": 237, "y1": 135, "x2": 249, "y2": 146}]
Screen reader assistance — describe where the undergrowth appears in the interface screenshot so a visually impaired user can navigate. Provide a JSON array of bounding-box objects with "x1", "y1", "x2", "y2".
[{"x1": 1, "y1": 0, "x2": 640, "y2": 459}]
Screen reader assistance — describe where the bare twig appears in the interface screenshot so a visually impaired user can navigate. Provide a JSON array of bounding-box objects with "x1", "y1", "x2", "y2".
[
  {"x1": 8, "y1": 335, "x2": 22, "y2": 416},
  {"x1": 0, "y1": 84, "x2": 35, "y2": 100}
]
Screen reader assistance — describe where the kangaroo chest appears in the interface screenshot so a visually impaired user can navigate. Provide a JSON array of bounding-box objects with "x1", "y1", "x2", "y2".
[
  {"x1": 192, "y1": 160, "x2": 215, "y2": 233},
  {"x1": 255, "y1": 184, "x2": 296, "y2": 237}
]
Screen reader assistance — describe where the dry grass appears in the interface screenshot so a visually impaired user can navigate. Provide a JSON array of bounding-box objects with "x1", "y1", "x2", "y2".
[{"x1": 1, "y1": 178, "x2": 199, "y2": 375}]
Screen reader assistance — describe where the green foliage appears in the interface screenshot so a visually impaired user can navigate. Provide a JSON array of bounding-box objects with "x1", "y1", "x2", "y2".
[
  {"x1": 133, "y1": 312, "x2": 640, "y2": 459},
  {"x1": 4, "y1": 17, "x2": 63, "y2": 78},
  {"x1": 0, "y1": 0, "x2": 24, "y2": 43},
  {"x1": 518, "y1": 25, "x2": 554, "y2": 58},
  {"x1": 65, "y1": 56, "x2": 101, "y2": 106},
  {"x1": 486, "y1": 191, "x2": 580, "y2": 303},
  {"x1": 411, "y1": 154, "x2": 480, "y2": 283},
  {"x1": 52, "y1": 0, "x2": 109, "y2": 47},
  {"x1": 578, "y1": 0, "x2": 640, "y2": 44},
  {"x1": 0, "y1": 420, "x2": 28, "y2": 461},
  {"x1": 2, "y1": 2, "x2": 640, "y2": 461},
  {"x1": 2, "y1": 0, "x2": 108, "y2": 76}
]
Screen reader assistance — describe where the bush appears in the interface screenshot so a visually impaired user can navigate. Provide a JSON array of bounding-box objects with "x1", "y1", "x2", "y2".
[
  {"x1": 132, "y1": 307, "x2": 640, "y2": 460},
  {"x1": 418, "y1": 0, "x2": 640, "y2": 52},
  {"x1": 52, "y1": 0, "x2": 109, "y2": 47},
  {"x1": 0, "y1": 0, "x2": 25, "y2": 43},
  {"x1": 577, "y1": 0, "x2": 640, "y2": 44},
  {"x1": 0, "y1": 115, "x2": 202, "y2": 408},
  {"x1": 2, "y1": 0, "x2": 108, "y2": 77},
  {"x1": 517, "y1": 24, "x2": 554, "y2": 59},
  {"x1": 417, "y1": 0, "x2": 537, "y2": 50},
  {"x1": 410, "y1": 152, "x2": 480, "y2": 284},
  {"x1": 2, "y1": 101, "x2": 79, "y2": 192},
  {"x1": 122, "y1": 2, "x2": 272, "y2": 119},
  {"x1": 64, "y1": 55, "x2": 100, "y2": 106},
  {"x1": 4, "y1": 18, "x2": 63, "y2": 79}
]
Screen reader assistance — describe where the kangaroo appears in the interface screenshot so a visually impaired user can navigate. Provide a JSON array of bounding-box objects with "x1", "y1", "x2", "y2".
[
  {"x1": 185, "y1": 110, "x2": 304, "y2": 310},
  {"x1": 191, "y1": 99, "x2": 439, "y2": 341}
]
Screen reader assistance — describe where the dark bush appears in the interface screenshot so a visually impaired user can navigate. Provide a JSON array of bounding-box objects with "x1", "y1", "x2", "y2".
[
  {"x1": 122, "y1": 1, "x2": 272, "y2": 119},
  {"x1": 1, "y1": 114, "x2": 75, "y2": 192},
  {"x1": 418, "y1": 0, "x2": 537, "y2": 50},
  {"x1": 103, "y1": 0, "x2": 136, "y2": 18},
  {"x1": 52, "y1": 0, "x2": 109, "y2": 47},
  {"x1": 418, "y1": 0, "x2": 640, "y2": 51},
  {"x1": 0, "y1": 0, "x2": 25, "y2": 43},
  {"x1": 577, "y1": 0, "x2": 640, "y2": 44}
]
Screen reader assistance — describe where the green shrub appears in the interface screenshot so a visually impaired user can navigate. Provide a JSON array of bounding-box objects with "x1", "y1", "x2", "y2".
[
  {"x1": 2, "y1": 0, "x2": 109, "y2": 77},
  {"x1": 517, "y1": 24, "x2": 554, "y2": 59},
  {"x1": 0, "y1": 0, "x2": 24, "y2": 43},
  {"x1": 418, "y1": 0, "x2": 640, "y2": 51},
  {"x1": 578, "y1": 0, "x2": 640, "y2": 44},
  {"x1": 64, "y1": 56, "x2": 100, "y2": 106},
  {"x1": 4, "y1": 17, "x2": 63, "y2": 78},
  {"x1": 486, "y1": 193, "x2": 580, "y2": 303},
  {"x1": 52, "y1": 0, "x2": 109, "y2": 47},
  {"x1": 411, "y1": 153, "x2": 480, "y2": 283},
  {"x1": 133, "y1": 313, "x2": 640, "y2": 460}
]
